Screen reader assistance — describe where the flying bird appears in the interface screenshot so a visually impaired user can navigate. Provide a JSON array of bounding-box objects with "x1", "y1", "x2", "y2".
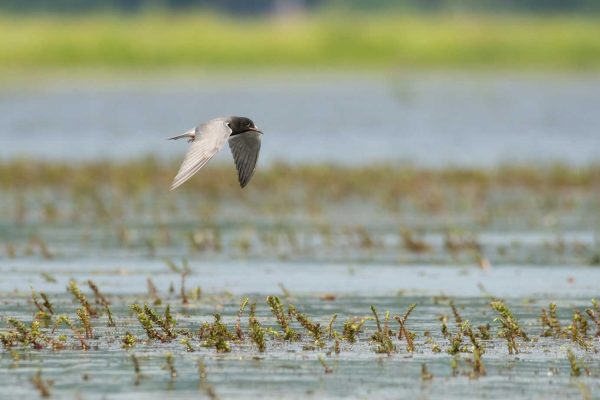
[{"x1": 168, "y1": 116, "x2": 262, "y2": 190}]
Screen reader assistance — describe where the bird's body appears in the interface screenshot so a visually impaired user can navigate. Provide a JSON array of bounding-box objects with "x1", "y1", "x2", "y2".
[{"x1": 169, "y1": 116, "x2": 262, "y2": 190}]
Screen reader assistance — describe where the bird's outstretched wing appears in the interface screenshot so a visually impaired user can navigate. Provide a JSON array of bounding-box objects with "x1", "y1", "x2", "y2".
[
  {"x1": 228, "y1": 131, "x2": 262, "y2": 188},
  {"x1": 170, "y1": 118, "x2": 231, "y2": 190}
]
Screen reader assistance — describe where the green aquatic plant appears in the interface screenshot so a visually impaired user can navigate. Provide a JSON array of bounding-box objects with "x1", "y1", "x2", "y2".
[
  {"x1": 122, "y1": 331, "x2": 136, "y2": 349},
  {"x1": 449, "y1": 300, "x2": 463, "y2": 328},
  {"x1": 87, "y1": 280, "x2": 116, "y2": 327},
  {"x1": 566, "y1": 348, "x2": 588, "y2": 377},
  {"x1": 68, "y1": 280, "x2": 97, "y2": 318},
  {"x1": 394, "y1": 304, "x2": 417, "y2": 352},
  {"x1": 342, "y1": 316, "x2": 368, "y2": 343},
  {"x1": 585, "y1": 299, "x2": 600, "y2": 337},
  {"x1": 370, "y1": 305, "x2": 395, "y2": 355},
  {"x1": 424, "y1": 331, "x2": 442, "y2": 353},
  {"x1": 235, "y1": 297, "x2": 249, "y2": 341},
  {"x1": 327, "y1": 314, "x2": 338, "y2": 340},
  {"x1": 490, "y1": 300, "x2": 529, "y2": 354},
  {"x1": 248, "y1": 303, "x2": 266, "y2": 352},
  {"x1": 267, "y1": 296, "x2": 299, "y2": 341},
  {"x1": 540, "y1": 303, "x2": 563, "y2": 337},
  {"x1": 289, "y1": 305, "x2": 323, "y2": 347},
  {"x1": 76, "y1": 308, "x2": 93, "y2": 339},
  {"x1": 199, "y1": 314, "x2": 235, "y2": 353},
  {"x1": 7, "y1": 318, "x2": 44, "y2": 349},
  {"x1": 52, "y1": 315, "x2": 89, "y2": 350},
  {"x1": 147, "y1": 278, "x2": 162, "y2": 305},
  {"x1": 469, "y1": 348, "x2": 486, "y2": 378},
  {"x1": 130, "y1": 304, "x2": 173, "y2": 342},
  {"x1": 461, "y1": 320, "x2": 484, "y2": 355},
  {"x1": 477, "y1": 324, "x2": 491, "y2": 340},
  {"x1": 31, "y1": 289, "x2": 54, "y2": 316},
  {"x1": 567, "y1": 310, "x2": 591, "y2": 349},
  {"x1": 180, "y1": 338, "x2": 194, "y2": 352}
]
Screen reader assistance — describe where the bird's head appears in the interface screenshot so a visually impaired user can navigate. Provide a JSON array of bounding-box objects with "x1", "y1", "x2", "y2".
[{"x1": 227, "y1": 116, "x2": 262, "y2": 135}]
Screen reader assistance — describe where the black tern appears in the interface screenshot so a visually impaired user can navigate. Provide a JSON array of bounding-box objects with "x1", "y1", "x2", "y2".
[{"x1": 169, "y1": 116, "x2": 262, "y2": 190}]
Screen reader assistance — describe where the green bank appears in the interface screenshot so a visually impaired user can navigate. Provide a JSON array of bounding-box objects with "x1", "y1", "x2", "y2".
[{"x1": 0, "y1": 14, "x2": 599, "y2": 70}]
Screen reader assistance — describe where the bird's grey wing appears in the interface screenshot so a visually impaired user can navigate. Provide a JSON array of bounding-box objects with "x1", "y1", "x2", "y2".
[
  {"x1": 228, "y1": 131, "x2": 262, "y2": 188},
  {"x1": 171, "y1": 119, "x2": 231, "y2": 190}
]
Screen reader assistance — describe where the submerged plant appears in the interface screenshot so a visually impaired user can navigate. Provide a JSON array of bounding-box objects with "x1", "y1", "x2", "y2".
[
  {"x1": 421, "y1": 363, "x2": 434, "y2": 381},
  {"x1": 197, "y1": 358, "x2": 219, "y2": 399},
  {"x1": 318, "y1": 354, "x2": 333, "y2": 374},
  {"x1": 30, "y1": 370, "x2": 51, "y2": 398},
  {"x1": 131, "y1": 354, "x2": 142, "y2": 386},
  {"x1": 163, "y1": 352, "x2": 177, "y2": 381}
]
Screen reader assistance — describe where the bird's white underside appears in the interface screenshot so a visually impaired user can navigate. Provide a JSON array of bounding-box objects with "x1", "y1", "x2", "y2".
[{"x1": 170, "y1": 118, "x2": 261, "y2": 190}]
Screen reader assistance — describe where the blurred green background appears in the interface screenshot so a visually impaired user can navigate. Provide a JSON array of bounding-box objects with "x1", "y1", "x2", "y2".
[{"x1": 1, "y1": 0, "x2": 599, "y2": 71}]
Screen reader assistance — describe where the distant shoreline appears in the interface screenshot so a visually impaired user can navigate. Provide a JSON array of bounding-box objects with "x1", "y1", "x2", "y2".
[{"x1": 1, "y1": 13, "x2": 599, "y2": 70}]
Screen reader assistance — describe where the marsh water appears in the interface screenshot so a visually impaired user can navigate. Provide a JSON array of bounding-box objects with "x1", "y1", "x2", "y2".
[
  {"x1": 1, "y1": 72, "x2": 600, "y2": 165},
  {"x1": 1, "y1": 73, "x2": 600, "y2": 399}
]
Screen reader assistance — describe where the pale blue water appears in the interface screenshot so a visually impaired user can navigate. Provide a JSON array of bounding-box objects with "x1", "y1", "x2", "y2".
[{"x1": 1, "y1": 72, "x2": 599, "y2": 166}]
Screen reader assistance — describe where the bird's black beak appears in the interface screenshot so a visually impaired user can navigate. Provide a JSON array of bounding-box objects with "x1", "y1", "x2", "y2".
[{"x1": 248, "y1": 127, "x2": 263, "y2": 134}]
